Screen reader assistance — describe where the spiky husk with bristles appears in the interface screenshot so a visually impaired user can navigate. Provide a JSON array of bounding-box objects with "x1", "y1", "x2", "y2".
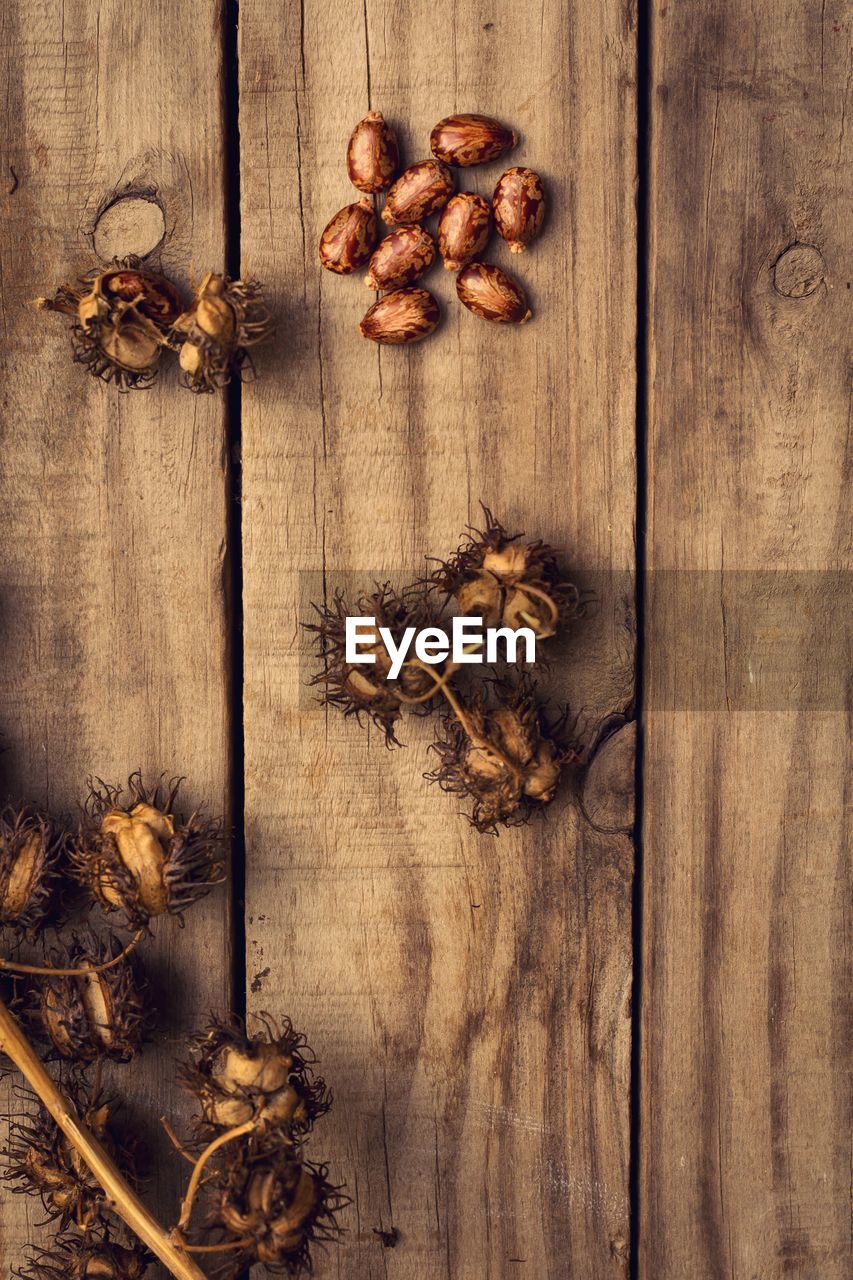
[
  {"x1": 37, "y1": 258, "x2": 183, "y2": 391},
  {"x1": 70, "y1": 772, "x2": 226, "y2": 929},
  {"x1": 179, "y1": 1013, "x2": 330, "y2": 1137},
  {"x1": 29, "y1": 932, "x2": 149, "y2": 1065},
  {"x1": 169, "y1": 273, "x2": 273, "y2": 392},
  {"x1": 14, "y1": 1231, "x2": 150, "y2": 1280},
  {"x1": 2, "y1": 1087, "x2": 139, "y2": 1232},
  {"x1": 429, "y1": 505, "x2": 580, "y2": 639},
  {"x1": 425, "y1": 678, "x2": 575, "y2": 834},
  {"x1": 307, "y1": 583, "x2": 440, "y2": 746},
  {"x1": 0, "y1": 806, "x2": 65, "y2": 936},
  {"x1": 208, "y1": 1144, "x2": 347, "y2": 1277}
]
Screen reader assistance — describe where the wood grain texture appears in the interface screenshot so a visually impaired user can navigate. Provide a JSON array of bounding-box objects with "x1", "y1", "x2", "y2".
[
  {"x1": 640, "y1": 2, "x2": 851, "y2": 1277},
  {"x1": 0, "y1": 0, "x2": 231, "y2": 1268},
  {"x1": 239, "y1": 1, "x2": 636, "y2": 1276}
]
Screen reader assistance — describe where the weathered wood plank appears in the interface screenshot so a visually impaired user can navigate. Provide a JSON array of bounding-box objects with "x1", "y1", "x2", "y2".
[
  {"x1": 640, "y1": 1, "x2": 851, "y2": 1276},
  {"x1": 239, "y1": 1, "x2": 637, "y2": 1275},
  {"x1": 0, "y1": 0, "x2": 231, "y2": 1266}
]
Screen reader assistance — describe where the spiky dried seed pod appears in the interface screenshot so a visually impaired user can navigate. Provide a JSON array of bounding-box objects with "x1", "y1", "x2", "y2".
[
  {"x1": 318, "y1": 200, "x2": 378, "y2": 274},
  {"x1": 430, "y1": 113, "x2": 517, "y2": 167},
  {"x1": 211, "y1": 1147, "x2": 346, "y2": 1276},
  {"x1": 456, "y1": 261, "x2": 531, "y2": 324},
  {"x1": 15, "y1": 1233, "x2": 150, "y2": 1280},
  {"x1": 36, "y1": 259, "x2": 182, "y2": 389},
  {"x1": 492, "y1": 166, "x2": 547, "y2": 253},
  {"x1": 426, "y1": 680, "x2": 572, "y2": 833},
  {"x1": 359, "y1": 287, "x2": 440, "y2": 345},
  {"x1": 30, "y1": 933, "x2": 149, "y2": 1064},
  {"x1": 3, "y1": 1089, "x2": 139, "y2": 1232},
  {"x1": 169, "y1": 272, "x2": 273, "y2": 392},
  {"x1": 381, "y1": 160, "x2": 454, "y2": 225},
  {"x1": 430, "y1": 506, "x2": 579, "y2": 640},
  {"x1": 437, "y1": 192, "x2": 491, "y2": 271},
  {"x1": 180, "y1": 1014, "x2": 330, "y2": 1135},
  {"x1": 71, "y1": 772, "x2": 225, "y2": 929},
  {"x1": 346, "y1": 110, "x2": 399, "y2": 193},
  {"x1": 307, "y1": 584, "x2": 439, "y2": 745},
  {"x1": 0, "y1": 806, "x2": 64, "y2": 936},
  {"x1": 365, "y1": 225, "x2": 436, "y2": 291}
]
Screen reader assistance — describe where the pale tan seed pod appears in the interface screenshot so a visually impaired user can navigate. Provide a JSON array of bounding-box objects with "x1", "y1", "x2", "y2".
[
  {"x1": 381, "y1": 160, "x2": 454, "y2": 225},
  {"x1": 365, "y1": 225, "x2": 436, "y2": 290},
  {"x1": 169, "y1": 273, "x2": 273, "y2": 392},
  {"x1": 347, "y1": 110, "x2": 399, "y2": 193},
  {"x1": 455, "y1": 262, "x2": 531, "y2": 324},
  {"x1": 430, "y1": 113, "x2": 517, "y2": 166},
  {"x1": 319, "y1": 200, "x2": 378, "y2": 274},
  {"x1": 492, "y1": 167, "x2": 546, "y2": 253},
  {"x1": 437, "y1": 192, "x2": 491, "y2": 271},
  {"x1": 0, "y1": 807, "x2": 64, "y2": 936}
]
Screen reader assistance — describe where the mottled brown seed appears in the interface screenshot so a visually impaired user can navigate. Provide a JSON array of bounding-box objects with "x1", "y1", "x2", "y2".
[
  {"x1": 359, "y1": 287, "x2": 440, "y2": 344},
  {"x1": 430, "y1": 113, "x2": 517, "y2": 166},
  {"x1": 319, "y1": 199, "x2": 378, "y2": 274},
  {"x1": 366, "y1": 225, "x2": 436, "y2": 290},
  {"x1": 347, "y1": 110, "x2": 400, "y2": 193},
  {"x1": 437, "y1": 192, "x2": 491, "y2": 271},
  {"x1": 455, "y1": 263, "x2": 531, "y2": 324},
  {"x1": 382, "y1": 160, "x2": 454, "y2": 225},
  {"x1": 492, "y1": 167, "x2": 546, "y2": 253}
]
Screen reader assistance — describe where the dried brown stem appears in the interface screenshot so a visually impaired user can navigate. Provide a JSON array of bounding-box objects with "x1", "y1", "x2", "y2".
[
  {"x1": 0, "y1": 997, "x2": 205, "y2": 1280},
  {"x1": 0, "y1": 929, "x2": 145, "y2": 977},
  {"x1": 176, "y1": 1119, "x2": 256, "y2": 1233}
]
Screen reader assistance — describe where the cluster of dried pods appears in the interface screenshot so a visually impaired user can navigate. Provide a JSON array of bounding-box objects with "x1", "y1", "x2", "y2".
[
  {"x1": 309, "y1": 510, "x2": 582, "y2": 832},
  {"x1": 37, "y1": 261, "x2": 272, "y2": 392},
  {"x1": 319, "y1": 112, "x2": 546, "y2": 343},
  {"x1": 0, "y1": 775, "x2": 343, "y2": 1278}
]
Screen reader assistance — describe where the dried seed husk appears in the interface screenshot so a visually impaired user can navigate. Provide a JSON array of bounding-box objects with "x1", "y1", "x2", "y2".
[
  {"x1": 37, "y1": 258, "x2": 182, "y2": 390},
  {"x1": 180, "y1": 1014, "x2": 330, "y2": 1138},
  {"x1": 71, "y1": 772, "x2": 226, "y2": 929},
  {"x1": 0, "y1": 807, "x2": 65, "y2": 936},
  {"x1": 430, "y1": 506, "x2": 580, "y2": 640},
  {"x1": 456, "y1": 261, "x2": 531, "y2": 324},
  {"x1": 30, "y1": 933, "x2": 149, "y2": 1065},
  {"x1": 430, "y1": 113, "x2": 517, "y2": 167},
  {"x1": 318, "y1": 200, "x2": 378, "y2": 274},
  {"x1": 346, "y1": 111, "x2": 399, "y2": 193},
  {"x1": 211, "y1": 1146, "x2": 346, "y2": 1276},
  {"x1": 365, "y1": 225, "x2": 436, "y2": 291},
  {"x1": 359, "y1": 287, "x2": 440, "y2": 345},
  {"x1": 426, "y1": 679, "x2": 572, "y2": 833},
  {"x1": 169, "y1": 273, "x2": 273, "y2": 393},
  {"x1": 381, "y1": 160, "x2": 454, "y2": 225},
  {"x1": 307, "y1": 585, "x2": 440, "y2": 745},
  {"x1": 15, "y1": 1233, "x2": 150, "y2": 1280},
  {"x1": 437, "y1": 192, "x2": 491, "y2": 271},
  {"x1": 2, "y1": 1087, "x2": 139, "y2": 1232},
  {"x1": 492, "y1": 166, "x2": 546, "y2": 253}
]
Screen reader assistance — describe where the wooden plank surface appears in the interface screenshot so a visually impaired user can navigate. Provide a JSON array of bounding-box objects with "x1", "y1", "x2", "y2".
[
  {"x1": 239, "y1": 1, "x2": 637, "y2": 1276},
  {"x1": 0, "y1": 0, "x2": 231, "y2": 1267},
  {"x1": 640, "y1": 1, "x2": 851, "y2": 1277}
]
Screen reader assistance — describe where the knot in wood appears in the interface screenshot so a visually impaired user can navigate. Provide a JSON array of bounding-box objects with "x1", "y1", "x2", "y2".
[
  {"x1": 772, "y1": 242, "x2": 825, "y2": 299},
  {"x1": 94, "y1": 194, "x2": 166, "y2": 261}
]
